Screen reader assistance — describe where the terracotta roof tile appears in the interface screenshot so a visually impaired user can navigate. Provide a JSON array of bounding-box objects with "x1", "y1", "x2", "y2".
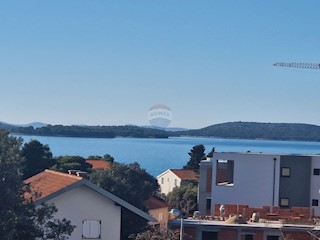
[
  {"x1": 170, "y1": 169, "x2": 198, "y2": 181},
  {"x1": 86, "y1": 160, "x2": 110, "y2": 170},
  {"x1": 144, "y1": 197, "x2": 168, "y2": 210},
  {"x1": 24, "y1": 170, "x2": 82, "y2": 201}
]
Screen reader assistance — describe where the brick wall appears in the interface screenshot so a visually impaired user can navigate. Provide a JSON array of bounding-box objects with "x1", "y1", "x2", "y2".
[
  {"x1": 213, "y1": 204, "x2": 310, "y2": 221},
  {"x1": 218, "y1": 229, "x2": 238, "y2": 239}
]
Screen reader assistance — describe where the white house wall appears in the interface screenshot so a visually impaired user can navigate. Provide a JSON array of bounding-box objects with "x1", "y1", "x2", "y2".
[
  {"x1": 157, "y1": 170, "x2": 181, "y2": 195},
  {"x1": 210, "y1": 153, "x2": 281, "y2": 210},
  {"x1": 48, "y1": 185, "x2": 121, "y2": 240}
]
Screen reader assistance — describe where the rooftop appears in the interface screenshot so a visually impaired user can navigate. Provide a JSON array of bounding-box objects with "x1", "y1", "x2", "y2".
[
  {"x1": 170, "y1": 169, "x2": 198, "y2": 181},
  {"x1": 25, "y1": 169, "x2": 155, "y2": 222},
  {"x1": 170, "y1": 218, "x2": 317, "y2": 231},
  {"x1": 144, "y1": 196, "x2": 168, "y2": 210},
  {"x1": 24, "y1": 169, "x2": 83, "y2": 201},
  {"x1": 86, "y1": 160, "x2": 110, "y2": 170}
]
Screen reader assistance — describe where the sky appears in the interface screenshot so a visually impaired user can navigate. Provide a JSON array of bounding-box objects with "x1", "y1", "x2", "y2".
[{"x1": 1, "y1": 1, "x2": 320, "y2": 129}]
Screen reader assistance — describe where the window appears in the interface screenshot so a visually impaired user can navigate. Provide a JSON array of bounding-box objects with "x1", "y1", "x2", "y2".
[
  {"x1": 216, "y1": 159, "x2": 234, "y2": 186},
  {"x1": 82, "y1": 220, "x2": 101, "y2": 239},
  {"x1": 280, "y1": 198, "x2": 289, "y2": 207},
  {"x1": 244, "y1": 234, "x2": 254, "y2": 240},
  {"x1": 174, "y1": 179, "x2": 177, "y2": 186},
  {"x1": 312, "y1": 199, "x2": 319, "y2": 206},
  {"x1": 202, "y1": 231, "x2": 218, "y2": 240},
  {"x1": 206, "y1": 198, "x2": 211, "y2": 210},
  {"x1": 267, "y1": 236, "x2": 279, "y2": 240},
  {"x1": 281, "y1": 167, "x2": 290, "y2": 177},
  {"x1": 314, "y1": 169, "x2": 320, "y2": 175},
  {"x1": 161, "y1": 177, "x2": 164, "y2": 184}
]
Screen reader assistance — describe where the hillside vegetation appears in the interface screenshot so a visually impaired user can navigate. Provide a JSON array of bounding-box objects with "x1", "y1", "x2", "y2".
[
  {"x1": 4, "y1": 121, "x2": 320, "y2": 141},
  {"x1": 178, "y1": 122, "x2": 320, "y2": 141},
  {"x1": 12, "y1": 125, "x2": 170, "y2": 138}
]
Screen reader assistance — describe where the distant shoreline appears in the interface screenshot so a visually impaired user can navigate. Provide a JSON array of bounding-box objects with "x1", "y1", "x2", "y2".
[{"x1": 5, "y1": 121, "x2": 320, "y2": 142}]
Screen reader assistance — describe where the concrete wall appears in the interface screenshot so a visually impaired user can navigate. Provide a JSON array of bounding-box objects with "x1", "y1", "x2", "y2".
[
  {"x1": 198, "y1": 160, "x2": 213, "y2": 215},
  {"x1": 279, "y1": 155, "x2": 311, "y2": 208},
  {"x1": 200, "y1": 153, "x2": 281, "y2": 215},
  {"x1": 311, "y1": 155, "x2": 320, "y2": 216},
  {"x1": 48, "y1": 185, "x2": 121, "y2": 240}
]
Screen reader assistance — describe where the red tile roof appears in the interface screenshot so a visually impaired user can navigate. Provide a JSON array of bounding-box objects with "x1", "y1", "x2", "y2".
[
  {"x1": 170, "y1": 169, "x2": 198, "y2": 181},
  {"x1": 24, "y1": 170, "x2": 155, "y2": 221},
  {"x1": 24, "y1": 169, "x2": 82, "y2": 201},
  {"x1": 86, "y1": 160, "x2": 110, "y2": 170},
  {"x1": 144, "y1": 197, "x2": 168, "y2": 210}
]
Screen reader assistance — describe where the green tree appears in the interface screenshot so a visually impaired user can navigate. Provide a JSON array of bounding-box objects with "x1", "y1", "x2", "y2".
[
  {"x1": 183, "y1": 144, "x2": 206, "y2": 171},
  {"x1": 166, "y1": 183, "x2": 198, "y2": 215},
  {"x1": 103, "y1": 153, "x2": 114, "y2": 163},
  {"x1": 90, "y1": 162, "x2": 159, "y2": 239},
  {"x1": 207, "y1": 147, "x2": 215, "y2": 157},
  {"x1": 21, "y1": 140, "x2": 55, "y2": 179},
  {"x1": 87, "y1": 155, "x2": 102, "y2": 160},
  {"x1": 0, "y1": 130, "x2": 75, "y2": 239},
  {"x1": 51, "y1": 155, "x2": 92, "y2": 173}
]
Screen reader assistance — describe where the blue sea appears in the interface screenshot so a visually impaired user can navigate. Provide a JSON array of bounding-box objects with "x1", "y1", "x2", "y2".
[{"x1": 17, "y1": 135, "x2": 320, "y2": 176}]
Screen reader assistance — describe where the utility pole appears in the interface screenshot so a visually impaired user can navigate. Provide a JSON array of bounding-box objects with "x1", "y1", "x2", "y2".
[{"x1": 180, "y1": 218, "x2": 183, "y2": 240}]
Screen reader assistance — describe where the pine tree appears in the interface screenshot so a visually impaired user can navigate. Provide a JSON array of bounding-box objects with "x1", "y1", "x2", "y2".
[{"x1": 0, "y1": 130, "x2": 75, "y2": 239}]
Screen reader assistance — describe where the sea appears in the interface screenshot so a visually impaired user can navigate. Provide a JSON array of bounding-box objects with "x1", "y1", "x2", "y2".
[{"x1": 16, "y1": 135, "x2": 320, "y2": 177}]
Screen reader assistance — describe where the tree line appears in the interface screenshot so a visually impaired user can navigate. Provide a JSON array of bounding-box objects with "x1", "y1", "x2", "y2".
[
  {"x1": 13, "y1": 124, "x2": 170, "y2": 138},
  {"x1": 7, "y1": 121, "x2": 320, "y2": 142}
]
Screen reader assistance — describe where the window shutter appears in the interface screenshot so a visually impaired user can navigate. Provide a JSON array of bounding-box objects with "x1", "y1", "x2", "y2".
[
  {"x1": 82, "y1": 220, "x2": 101, "y2": 238},
  {"x1": 82, "y1": 220, "x2": 91, "y2": 238},
  {"x1": 90, "y1": 220, "x2": 101, "y2": 238}
]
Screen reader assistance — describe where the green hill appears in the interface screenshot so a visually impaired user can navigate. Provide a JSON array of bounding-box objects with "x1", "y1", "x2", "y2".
[
  {"x1": 12, "y1": 124, "x2": 169, "y2": 138},
  {"x1": 177, "y1": 122, "x2": 320, "y2": 142}
]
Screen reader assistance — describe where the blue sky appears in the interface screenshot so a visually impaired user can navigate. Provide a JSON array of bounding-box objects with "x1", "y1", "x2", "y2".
[{"x1": 1, "y1": 1, "x2": 320, "y2": 129}]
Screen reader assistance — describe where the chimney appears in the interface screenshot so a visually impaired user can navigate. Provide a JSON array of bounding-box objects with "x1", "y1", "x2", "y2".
[
  {"x1": 76, "y1": 171, "x2": 88, "y2": 179},
  {"x1": 68, "y1": 170, "x2": 80, "y2": 175}
]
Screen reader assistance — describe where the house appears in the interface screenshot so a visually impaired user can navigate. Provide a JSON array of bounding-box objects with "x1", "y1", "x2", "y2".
[
  {"x1": 157, "y1": 169, "x2": 198, "y2": 195},
  {"x1": 25, "y1": 169, "x2": 154, "y2": 240},
  {"x1": 144, "y1": 196, "x2": 169, "y2": 231},
  {"x1": 198, "y1": 152, "x2": 320, "y2": 218}
]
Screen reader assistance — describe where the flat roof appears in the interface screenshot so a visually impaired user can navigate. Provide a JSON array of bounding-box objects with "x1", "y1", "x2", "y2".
[{"x1": 169, "y1": 218, "x2": 316, "y2": 231}]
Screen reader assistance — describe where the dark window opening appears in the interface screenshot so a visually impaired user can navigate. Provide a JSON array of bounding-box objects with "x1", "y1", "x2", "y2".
[
  {"x1": 312, "y1": 199, "x2": 319, "y2": 206},
  {"x1": 244, "y1": 235, "x2": 254, "y2": 240},
  {"x1": 267, "y1": 236, "x2": 279, "y2": 240},
  {"x1": 314, "y1": 169, "x2": 320, "y2": 175},
  {"x1": 216, "y1": 159, "x2": 234, "y2": 186},
  {"x1": 206, "y1": 199, "x2": 211, "y2": 210},
  {"x1": 202, "y1": 231, "x2": 218, "y2": 240}
]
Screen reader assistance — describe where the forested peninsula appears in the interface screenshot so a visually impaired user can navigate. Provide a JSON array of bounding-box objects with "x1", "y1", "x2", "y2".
[
  {"x1": 12, "y1": 124, "x2": 170, "y2": 138},
  {"x1": 178, "y1": 122, "x2": 320, "y2": 142},
  {"x1": 4, "y1": 121, "x2": 320, "y2": 141}
]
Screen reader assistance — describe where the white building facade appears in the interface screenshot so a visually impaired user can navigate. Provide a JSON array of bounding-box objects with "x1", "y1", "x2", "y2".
[{"x1": 198, "y1": 152, "x2": 320, "y2": 217}]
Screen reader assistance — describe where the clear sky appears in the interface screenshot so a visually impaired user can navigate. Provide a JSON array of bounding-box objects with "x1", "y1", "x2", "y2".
[{"x1": 1, "y1": 1, "x2": 320, "y2": 129}]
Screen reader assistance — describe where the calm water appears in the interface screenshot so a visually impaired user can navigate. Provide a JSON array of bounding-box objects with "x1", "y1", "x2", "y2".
[{"x1": 17, "y1": 135, "x2": 320, "y2": 176}]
